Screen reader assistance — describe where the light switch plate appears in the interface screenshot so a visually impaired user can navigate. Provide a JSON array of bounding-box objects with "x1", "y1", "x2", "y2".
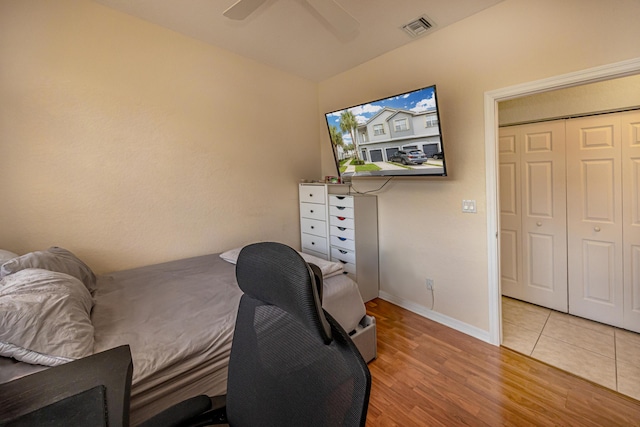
[{"x1": 462, "y1": 199, "x2": 477, "y2": 213}]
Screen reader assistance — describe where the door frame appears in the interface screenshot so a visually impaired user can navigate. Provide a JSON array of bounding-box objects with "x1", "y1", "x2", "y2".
[{"x1": 484, "y1": 57, "x2": 640, "y2": 345}]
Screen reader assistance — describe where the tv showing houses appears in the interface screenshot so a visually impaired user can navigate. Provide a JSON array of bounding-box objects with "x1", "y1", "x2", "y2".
[{"x1": 324, "y1": 85, "x2": 447, "y2": 177}]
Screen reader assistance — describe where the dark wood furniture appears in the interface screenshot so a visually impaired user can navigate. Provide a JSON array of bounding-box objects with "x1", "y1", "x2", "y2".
[{"x1": 0, "y1": 345, "x2": 133, "y2": 427}]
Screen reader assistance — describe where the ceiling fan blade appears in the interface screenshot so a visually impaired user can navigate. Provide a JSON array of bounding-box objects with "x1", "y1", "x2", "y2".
[
  {"x1": 304, "y1": 0, "x2": 359, "y2": 36},
  {"x1": 223, "y1": 0, "x2": 267, "y2": 20}
]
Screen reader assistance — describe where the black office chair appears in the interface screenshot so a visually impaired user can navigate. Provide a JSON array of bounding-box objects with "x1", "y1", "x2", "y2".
[
  {"x1": 0, "y1": 242, "x2": 370, "y2": 427},
  {"x1": 149, "y1": 241, "x2": 371, "y2": 426},
  {"x1": 226, "y1": 242, "x2": 371, "y2": 426}
]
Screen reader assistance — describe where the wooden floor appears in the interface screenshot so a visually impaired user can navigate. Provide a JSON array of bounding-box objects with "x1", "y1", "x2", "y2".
[{"x1": 364, "y1": 299, "x2": 640, "y2": 427}]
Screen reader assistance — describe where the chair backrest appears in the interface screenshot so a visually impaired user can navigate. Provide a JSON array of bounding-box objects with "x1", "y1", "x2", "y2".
[{"x1": 228, "y1": 242, "x2": 371, "y2": 427}]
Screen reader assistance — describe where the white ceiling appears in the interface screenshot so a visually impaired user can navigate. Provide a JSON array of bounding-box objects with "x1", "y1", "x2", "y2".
[{"x1": 93, "y1": 0, "x2": 504, "y2": 82}]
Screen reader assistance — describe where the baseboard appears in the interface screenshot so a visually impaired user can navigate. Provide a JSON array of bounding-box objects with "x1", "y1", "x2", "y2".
[{"x1": 377, "y1": 291, "x2": 493, "y2": 345}]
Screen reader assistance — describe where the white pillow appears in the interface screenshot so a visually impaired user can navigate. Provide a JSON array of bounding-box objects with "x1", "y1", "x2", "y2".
[
  {"x1": 0, "y1": 249, "x2": 18, "y2": 264},
  {"x1": 0, "y1": 268, "x2": 95, "y2": 366},
  {"x1": 220, "y1": 245, "x2": 344, "y2": 278}
]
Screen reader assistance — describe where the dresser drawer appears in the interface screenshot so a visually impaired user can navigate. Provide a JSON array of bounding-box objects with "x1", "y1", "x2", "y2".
[
  {"x1": 299, "y1": 185, "x2": 326, "y2": 204},
  {"x1": 301, "y1": 233, "x2": 328, "y2": 255},
  {"x1": 333, "y1": 258, "x2": 356, "y2": 275},
  {"x1": 303, "y1": 248, "x2": 329, "y2": 261},
  {"x1": 329, "y1": 215, "x2": 355, "y2": 229},
  {"x1": 329, "y1": 205, "x2": 354, "y2": 219},
  {"x1": 331, "y1": 246, "x2": 356, "y2": 264},
  {"x1": 330, "y1": 235, "x2": 355, "y2": 251},
  {"x1": 300, "y1": 202, "x2": 325, "y2": 221},
  {"x1": 330, "y1": 225, "x2": 355, "y2": 240},
  {"x1": 341, "y1": 261, "x2": 357, "y2": 275},
  {"x1": 301, "y1": 218, "x2": 326, "y2": 237},
  {"x1": 329, "y1": 195, "x2": 354, "y2": 208}
]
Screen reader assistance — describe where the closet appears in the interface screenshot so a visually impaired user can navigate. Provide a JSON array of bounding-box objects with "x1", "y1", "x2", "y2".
[{"x1": 499, "y1": 110, "x2": 640, "y2": 333}]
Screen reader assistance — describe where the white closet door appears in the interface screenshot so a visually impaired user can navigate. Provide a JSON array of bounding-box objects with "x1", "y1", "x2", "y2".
[
  {"x1": 499, "y1": 121, "x2": 567, "y2": 311},
  {"x1": 622, "y1": 110, "x2": 640, "y2": 333},
  {"x1": 499, "y1": 128, "x2": 522, "y2": 300},
  {"x1": 521, "y1": 121, "x2": 568, "y2": 311},
  {"x1": 567, "y1": 115, "x2": 624, "y2": 327}
]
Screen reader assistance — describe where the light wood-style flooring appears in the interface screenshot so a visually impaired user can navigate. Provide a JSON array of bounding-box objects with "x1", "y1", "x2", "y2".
[{"x1": 364, "y1": 299, "x2": 640, "y2": 426}]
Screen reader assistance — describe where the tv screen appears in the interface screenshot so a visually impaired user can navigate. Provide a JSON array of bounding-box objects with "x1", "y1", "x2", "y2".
[{"x1": 324, "y1": 84, "x2": 447, "y2": 179}]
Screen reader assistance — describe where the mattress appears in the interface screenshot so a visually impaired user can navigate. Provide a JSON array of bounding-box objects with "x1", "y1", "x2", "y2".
[
  {"x1": 93, "y1": 254, "x2": 241, "y2": 424},
  {"x1": 0, "y1": 252, "x2": 367, "y2": 425}
]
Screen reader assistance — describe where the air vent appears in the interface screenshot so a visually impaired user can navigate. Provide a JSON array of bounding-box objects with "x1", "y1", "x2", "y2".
[{"x1": 402, "y1": 16, "x2": 434, "y2": 38}]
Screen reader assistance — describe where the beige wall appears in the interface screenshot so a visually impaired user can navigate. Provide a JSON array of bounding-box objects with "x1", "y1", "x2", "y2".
[
  {"x1": 318, "y1": 0, "x2": 640, "y2": 332},
  {"x1": 0, "y1": 0, "x2": 318, "y2": 273},
  {"x1": 499, "y1": 73, "x2": 640, "y2": 126}
]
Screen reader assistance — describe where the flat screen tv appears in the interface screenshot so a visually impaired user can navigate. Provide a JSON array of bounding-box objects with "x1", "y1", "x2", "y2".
[{"x1": 324, "y1": 84, "x2": 447, "y2": 179}]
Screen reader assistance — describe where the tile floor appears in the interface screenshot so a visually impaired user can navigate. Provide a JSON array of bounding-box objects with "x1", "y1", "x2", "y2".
[{"x1": 501, "y1": 296, "x2": 640, "y2": 401}]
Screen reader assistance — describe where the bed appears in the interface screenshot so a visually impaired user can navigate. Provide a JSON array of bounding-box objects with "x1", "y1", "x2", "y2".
[{"x1": 0, "y1": 246, "x2": 376, "y2": 425}]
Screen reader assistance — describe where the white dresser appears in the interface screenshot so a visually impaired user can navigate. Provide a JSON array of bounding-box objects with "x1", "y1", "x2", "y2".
[{"x1": 298, "y1": 183, "x2": 379, "y2": 302}]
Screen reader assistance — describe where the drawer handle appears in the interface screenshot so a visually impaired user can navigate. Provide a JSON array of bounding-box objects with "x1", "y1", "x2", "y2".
[
  {"x1": 311, "y1": 242, "x2": 315, "y2": 245},
  {"x1": 310, "y1": 210, "x2": 314, "y2": 213},
  {"x1": 336, "y1": 206, "x2": 346, "y2": 210},
  {"x1": 339, "y1": 249, "x2": 347, "y2": 254},
  {"x1": 337, "y1": 226, "x2": 346, "y2": 231},
  {"x1": 336, "y1": 196, "x2": 345, "y2": 200},
  {"x1": 338, "y1": 259, "x2": 347, "y2": 264},
  {"x1": 310, "y1": 226, "x2": 315, "y2": 229},
  {"x1": 309, "y1": 194, "x2": 313, "y2": 197},
  {"x1": 337, "y1": 216, "x2": 345, "y2": 221},
  {"x1": 338, "y1": 237, "x2": 347, "y2": 241}
]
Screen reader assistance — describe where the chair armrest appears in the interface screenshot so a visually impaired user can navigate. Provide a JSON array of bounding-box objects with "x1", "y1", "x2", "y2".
[{"x1": 308, "y1": 263, "x2": 323, "y2": 302}]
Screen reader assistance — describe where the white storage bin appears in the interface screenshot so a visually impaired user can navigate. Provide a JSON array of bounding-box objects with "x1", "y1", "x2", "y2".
[
  {"x1": 329, "y1": 215, "x2": 355, "y2": 229},
  {"x1": 301, "y1": 233, "x2": 328, "y2": 255},
  {"x1": 329, "y1": 195, "x2": 354, "y2": 208},
  {"x1": 300, "y1": 202, "x2": 325, "y2": 221},
  {"x1": 331, "y1": 246, "x2": 356, "y2": 264},
  {"x1": 302, "y1": 218, "x2": 326, "y2": 237},
  {"x1": 341, "y1": 262, "x2": 356, "y2": 275},
  {"x1": 349, "y1": 315, "x2": 377, "y2": 362},
  {"x1": 330, "y1": 235, "x2": 355, "y2": 251},
  {"x1": 330, "y1": 225, "x2": 355, "y2": 240},
  {"x1": 329, "y1": 205, "x2": 354, "y2": 218},
  {"x1": 299, "y1": 185, "x2": 326, "y2": 204}
]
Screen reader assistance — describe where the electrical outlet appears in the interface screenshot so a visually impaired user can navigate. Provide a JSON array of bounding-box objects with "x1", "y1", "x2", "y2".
[{"x1": 426, "y1": 278, "x2": 434, "y2": 290}]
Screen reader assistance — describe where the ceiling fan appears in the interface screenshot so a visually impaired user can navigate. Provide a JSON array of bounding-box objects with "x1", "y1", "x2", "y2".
[{"x1": 223, "y1": 0, "x2": 359, "y2": 38}]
